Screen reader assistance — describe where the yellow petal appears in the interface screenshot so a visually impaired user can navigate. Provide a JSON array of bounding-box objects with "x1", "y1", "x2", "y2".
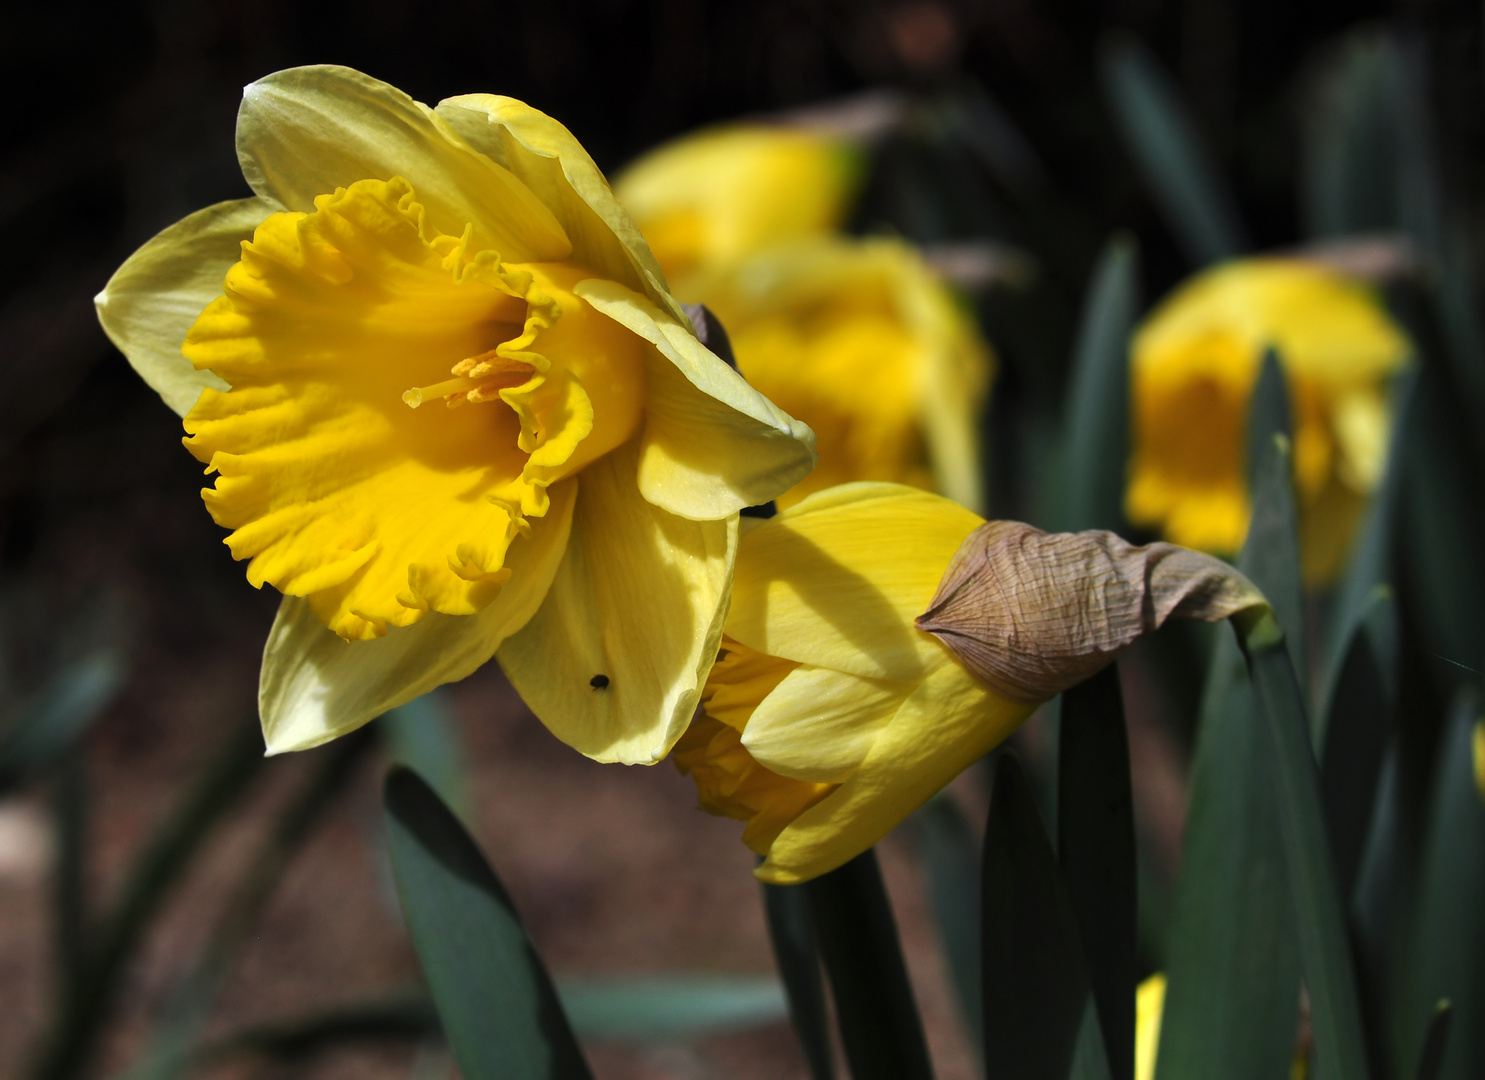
[
  {"x1": 759, "y1": 661, "x2": 1035, "y2": 883},
  {"x1": 575, "y1": 278, "x2": 817, "y2": 518},
  {"x1": 741, "y1": 665, "x2": 911, "y2": 783},
  {"x1": 497, "y1": 439, "x2": 736, "y2": 764},
  {"x1": 725, "y1": 482, "x2": 983, "y2": 681},
  {"x1": 236, "y1": 66, "x2": 571, "y2": 263},
  {"x1": 434, "y1": 94, "x2": 681, "y2": 323},
  {"x1": 259, "y1": 476, "x2": 577, "y2": 754},
  {"x1": 94, "y1": 197, "x2": 273, "y2": 416}
]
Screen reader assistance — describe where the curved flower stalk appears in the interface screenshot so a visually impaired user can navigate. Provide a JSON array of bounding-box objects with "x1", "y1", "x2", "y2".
[
  {"x1": 673, "y1": 482, "x2": 1266, "y2": 883},
  {"x1": 1127, "y1": 258, "x2": 1409, "y2": 584},
  {"x1": 613, "y1": 124, "x2": 861, "y2": 290},
  {"x1": 94, "y1": 66, "x2": 816, "y2": 762},
  {"x1": 694, "y1": 238, "x2": 993, "y2": 512}
]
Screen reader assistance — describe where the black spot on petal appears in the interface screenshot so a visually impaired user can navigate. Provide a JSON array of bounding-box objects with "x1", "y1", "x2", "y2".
[{"x1": 589, "y1": 674, "x2": 610, "y2": 690}]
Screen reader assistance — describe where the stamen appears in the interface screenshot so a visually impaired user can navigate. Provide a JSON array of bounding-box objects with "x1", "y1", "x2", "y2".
[{"x1": 402, "y1": 348, "x2": 532, "y2": 409}]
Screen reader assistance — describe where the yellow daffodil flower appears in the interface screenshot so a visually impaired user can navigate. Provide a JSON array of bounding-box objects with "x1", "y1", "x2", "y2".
[
  {"x1": 613, "y1": 124, "x2": 860, "y2": 288},
  {"x1": 1127, "y1": 258, "x2": 1409, "y2": 583},
  {"x1": 94, "y1": 66, "x2": 815, "y2": 761},
  {"x1": 674, "y1": 482, "x2": 1266, "y2": 882},
  {"x1": 698, "y1": 238, "x2": 992, "y2": 511}
]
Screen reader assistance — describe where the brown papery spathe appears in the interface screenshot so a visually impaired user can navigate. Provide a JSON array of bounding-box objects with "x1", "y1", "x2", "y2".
[{"x1": 915, "y1": 521, "x2": 1268, "y2": 702}]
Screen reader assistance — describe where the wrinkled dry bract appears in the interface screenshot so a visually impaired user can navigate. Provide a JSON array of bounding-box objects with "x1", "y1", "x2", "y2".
[{"x1": 916, "y1": 521, "x2": 1268, "y2": 702}]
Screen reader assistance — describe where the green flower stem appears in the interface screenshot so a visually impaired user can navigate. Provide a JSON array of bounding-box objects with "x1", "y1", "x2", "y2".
[
  {"x1": 1233, "y1": 608, "x2": 1370, "y2": 1079},
  {"x1": 762, "y1": 881, "x2": 835, "y2": 1080},
  {"x1": 805, "y1": 848, "x2": 934, "y2": 1080}
]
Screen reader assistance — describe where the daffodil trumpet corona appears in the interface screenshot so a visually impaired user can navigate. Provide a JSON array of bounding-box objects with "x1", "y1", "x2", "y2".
[
  {"x1": 1127, "y1": 257, "x2": 1409, "y2": 584},
  {"x1": 95, "y1": 65, "x2": 816, "y2": 761},
  {"x1": 674, "y1": 482, "x2": 1268, "y2": 884}
]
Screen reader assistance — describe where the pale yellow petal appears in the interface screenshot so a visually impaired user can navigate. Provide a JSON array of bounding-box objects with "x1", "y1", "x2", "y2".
[
  {"x1": 497, "y1": 439, "x2": 736, "y2": 764},
  {"x1": 741, "y1": 665, "x2": 910, "y2": 783},
  {"x1": 575, "y1": 278, "x2": 817, "y2": 518},
  {"x1": 94, "y1": 198, "x2": 274, "y2": 416},
  {"x1": 725, "y1": 482, "x2": 983, "y2": 681},
  {"x1": 259, "y1": 476, "x2": 577, "y2": 754},
  {"x1": 758, "y1": 662, "x2": 1035, "y2": 883},
  {"x1": 235, "y1": 66, "x2": 570, "y2": 263},
  {"x1": 434, "y1": 94, "x2": 681, "y2": 322}
]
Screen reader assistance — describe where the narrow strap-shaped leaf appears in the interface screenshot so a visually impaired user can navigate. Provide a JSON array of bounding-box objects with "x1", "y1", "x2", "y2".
[
  {"x1": 982, "y1": 752, "x2": 1101, "y2": 1080},
  {"x1": 1157, "y1": 434, "x2": 1307, "y2": 1080},
  {"x1": 1155, "y1": 633, "x2": 1300, "y2": 1080},
  {"x1": 1059, "y1": 666, "x2": 1136, "y2": 1080},
  {"x1": 805, "y1": 848, "x2": 934, "y2": 1080},
  {"x1": 1060, "y1": 234, "x2": 1139, "y2": 534},
  {"x1": 1235, "y1": 610, "x2": 1371, "y2": 1080},
  {"x1": 1412, "y1": 1002, "x2": 1452, "y2": 1080},
  {"x1": 379, "y1": 688, "x2": 469, "y2": 820},
  {"x1": 1299, "y1": 27, "x2": 1406, "y2": 239},
  {"x1": 1318, "y1": 590, "x2": 1395, "y2": 899},
  {"x1": 1317, "y1": 369, "x2": 1413, "y2": 736},
  {"x1": 1098, "y1": 34, "x2": 1247, "y2": 265},
  {"x1": 762, "y1": 882, "x2": 835, "y2": 1080},
  {"x1": 916, "y1": 794, "x2": 984, "y2": 1061},
  {"x1": 383, "y1": 767, "x2": 591, "y2": 1080},
  {"x1": 1244, "y1": 360, "x2": 1305, "y2": 689},
  {"x1": 558, "y1": 976, "x2": 787, "y2": 1042},
  {"x1": 1393, "y1": 691, "x2": 1485, "y2": 1080}
]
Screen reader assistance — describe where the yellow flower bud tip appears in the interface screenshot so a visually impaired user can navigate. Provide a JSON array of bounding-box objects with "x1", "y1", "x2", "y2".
[
  {"x1": 1127, "y1": 257, "x2": 1410, "y2": 584},
  {"x1": 98, "y1": 66, "x2": 818, "y2": 760},
  {"x1": 915, "y1": 521, "x2": 1269, "y2": 703}
]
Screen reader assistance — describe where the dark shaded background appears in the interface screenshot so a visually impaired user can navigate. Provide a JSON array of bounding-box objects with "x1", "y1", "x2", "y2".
[{"x1": 0, "y1": 1, "x2": 1480, "y2": 1077}]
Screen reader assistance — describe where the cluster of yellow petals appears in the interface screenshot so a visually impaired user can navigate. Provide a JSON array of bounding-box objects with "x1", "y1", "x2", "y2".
[
  {"x1": 674, "y1": 484, "x2": 1033, "y2": 882},
  {"x1": 1127, "y1": 258, "x2": 1409, "y2": 582},
  {"x1": 183, "y1": 177, "x2": 646, "y2": 641}
]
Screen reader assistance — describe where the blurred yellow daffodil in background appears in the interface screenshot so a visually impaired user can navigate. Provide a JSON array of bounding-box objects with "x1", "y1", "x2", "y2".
[
  {"x1": 95, "y1": 66, "x2": 816, "y2": 762},
  {"x1": 674, "y1": 482, "x2": 1266, "y2": 883},
  {"x1": 617, "y1": 125, "x2": 994, "y2": 512},
  {"x1": 1126, "y1": 258, "x2": 1409, "y2": 583},
  {"x1": 613, "y1": 123, "x2": 861, "y2": 289},
  {"x1": 701, "y1": 239, "x2": 992, "y2": 510}
]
